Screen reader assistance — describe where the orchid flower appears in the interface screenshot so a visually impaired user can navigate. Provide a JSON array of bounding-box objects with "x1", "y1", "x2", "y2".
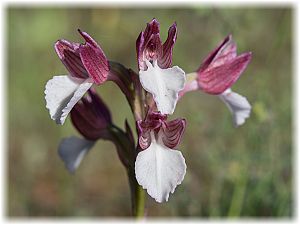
[
  {"x1": 180, "y1": 35, "x2": 252, "y2": 127},
  {"x1": 135, "y1": 111, "x2": 186, "y2": 203},
  {"x1": 45, "y1": 30, "x2": 109, "y2": 125},
  {"x1": 136, "y1": 19, "x2": 186, "y2": 115},
  {"x1": 45, "y1": 19, "x2": 254, "y2": 216}
]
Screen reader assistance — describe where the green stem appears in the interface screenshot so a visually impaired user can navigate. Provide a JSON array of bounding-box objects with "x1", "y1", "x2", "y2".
[
  {"x1": 135, "y1": 183, "x2": 145, "y2": 218},
  {"x1": 128, "y1": 169, "x2": 146, "y2": 218}
]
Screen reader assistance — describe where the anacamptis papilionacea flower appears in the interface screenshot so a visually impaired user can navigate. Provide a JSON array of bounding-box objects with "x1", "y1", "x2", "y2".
[{"x1": 45, "y1": 19, "x2": 252, "y2": 214}]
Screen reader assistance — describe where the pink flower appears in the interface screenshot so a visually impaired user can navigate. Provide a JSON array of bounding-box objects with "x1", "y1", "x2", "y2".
[
  {"x1": 136, "y1": 19, "x2": 177, "y2": 71},
  {"x1": 136, "y1": 19, "x2": 186, "y2": 115},
  {"x1": 135, "y1": 110, "x2": 186, "y2": 202},
  {"x1": 180, "y1": 35, "x2": 252, "y2": 127},
  {"x1": 45, "y1": 30, "x2": 109, "y2": 125},
  {"x1": 197, "y1": 35, "x2": 252, "y2": 95}
]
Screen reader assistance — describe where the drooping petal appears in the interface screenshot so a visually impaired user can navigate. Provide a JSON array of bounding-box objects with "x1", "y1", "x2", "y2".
[
  {"x1": 139, "y1": 60, "x2": 186, "y2": 114},
  {"x1": 78, "y1": 30, "x2": 110, "y2": 85},
  {"x1": 198, "y1": 52, "x2": 252, "y2": 95},
  {"x1": 58, "y1": 136, "x2": 95, "y2": 173},
  {"x1": 159, "y1": 22, "x2": 177, "y2": 69},
  {"x1": 219, "y1": 89, "x2": 251, "y2": 127},
  {"x1": 70, "y1": 89, "x2": 112, "y2": 141},
  {"x1": 135, "y1": 132, "x2": 186, "y2": 203},
  {"x1": 54, "y1": 40, "x2": 88, "y2": 79},
  {"x1": 45, "y1": 75, "x2": 93, "y2": 125},
  {"x1": 161, "y1": 118, "x2": 186, "y2": 149}
]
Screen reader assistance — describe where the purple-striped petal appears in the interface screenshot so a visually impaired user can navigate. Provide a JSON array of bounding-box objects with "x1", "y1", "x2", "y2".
[
  {"x1": 137, "y1": 120, "x2": 151, "y2": 150},
  {"x1": 198, "y1": 52, "x2": 252, "y2": 94},
  {"x1": 198, "y1": 35, "x2": 236, "y2": 73},
  {"x1": 54, "y1": 40, "x2": 88, "y2": 79},
  {"x1": 137, "y1": 111, "x2": 167, "y2": 149},
  {"x1": 161, "y1": 118, "x2": 186, "y2": 149},
  {"x1": 159, "y1": 22, "x2": 177, "y2": 69},
  {"x1": 78, "y1": 30, "x2": 110, "y2": 85},
  {"x1": 136, "y1": 19, "x2": 163, "y2": 71},
  {"x1": 143, "y1": 19, "x2": 160, "y2": 41}
]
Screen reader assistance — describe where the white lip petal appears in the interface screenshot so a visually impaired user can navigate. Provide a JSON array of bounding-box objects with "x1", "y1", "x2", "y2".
[
  {"x1": 139, "y1": 61, "x2": 186, "y2": 115},
  {"x1": 58, "y1": 136, "x2": 95, "y2": 173},
  {"x1": 219, "y1": 89, "x2": 251, "y2": 127},
  {"x1": 45, "y1": 75, "x2": 93, "y2": 125},
  {"x1": 135, "y1": 132, "x2": 186, "y2": 203}
]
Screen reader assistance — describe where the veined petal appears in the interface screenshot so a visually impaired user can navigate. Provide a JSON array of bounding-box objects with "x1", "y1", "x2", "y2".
[
  {"x1": 139, "y1": 60, "x2": 186, "y2": 114},
  {"x1": 162, "y1": 118, "x2": 186, "y2": 149},
  {"x1": 78, "y1": 30, "x2": 110, "y2": 85},
  {"x1": 137, "y1": 120, "x2": 151, "y2": 150},
  {"x1": 198, "y1": 35, "x2": 237, "y2": 73},
  {"x1": 198, "y1": 52, "x2": 252, "y2": 95},
  {"x1": 58, "y1": 136, "x2": 95, "y2": 173},
  {"x1": 135, "y1": 132, "x2": 186, "y2": 203},
  {"x1": 159, "y1": 22, "x2": 177, "y2": 69},
  {"x1": 54, "y1": 40, "x2": 88, "y2": 79},
  {"x1": 45, "y1": 75, "x2": 93, "y2": 125},
  {"x1": 143, "y1": 18, "x2": 160, "y2": 41},
  {"x1": 219, "y1": 89, "x2": 251, "y2": 127}
]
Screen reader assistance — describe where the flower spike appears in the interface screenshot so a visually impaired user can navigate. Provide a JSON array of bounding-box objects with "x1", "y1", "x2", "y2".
[{"x1": 47, "y1": 22, "x2": 254, "y2": 210}]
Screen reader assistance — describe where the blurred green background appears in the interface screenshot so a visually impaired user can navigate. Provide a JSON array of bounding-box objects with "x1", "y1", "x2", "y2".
[{"x1": 8, "y1": 7, "x2": 292, "y2": 217}]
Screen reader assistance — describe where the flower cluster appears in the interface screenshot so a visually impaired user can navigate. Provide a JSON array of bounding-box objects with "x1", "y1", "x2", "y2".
[{"x1": 45, "y1": 19, "x2": 252, "y2": 205}]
